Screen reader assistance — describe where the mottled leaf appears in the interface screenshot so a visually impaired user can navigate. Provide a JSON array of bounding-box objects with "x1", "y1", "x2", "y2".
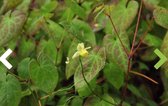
[
  {"x1": 153, "y1": 7, "x2": 168, "y2": 29},
  {"x1": 0, "y1": 10, "x2": 26, "y2": 46},
  {"x1": 103, "y1": 32, "x2": 130, "y2": 72},
  {"x1": 74, "y1": 47, "x2": 106, "y2": 96},
  {"x1": 105, "y1": 0, "x2": 139, "y2": 33}
]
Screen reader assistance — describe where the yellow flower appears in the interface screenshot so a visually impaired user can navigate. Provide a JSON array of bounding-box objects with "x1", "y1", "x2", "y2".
[
  {"x1": 65, "y1": 57, "x2": 70, "y2": 64},
  {"x1": 72, "y1": 43, "x2": 91, "y2": 59}
]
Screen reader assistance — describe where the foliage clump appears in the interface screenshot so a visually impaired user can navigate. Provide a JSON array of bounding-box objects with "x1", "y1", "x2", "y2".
[{"x1": 0, "y1": 0, "x2": 168, "y2": 106}]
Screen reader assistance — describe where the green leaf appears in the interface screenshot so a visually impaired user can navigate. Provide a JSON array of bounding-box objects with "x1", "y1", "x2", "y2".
[
  {"x1": 0, "y1": 10, "x2": 26, "y2": 46},
  {"x1": 29, "y1": 53, "x2": 59, "y2": 93},
  {"x1": 59, "y1": 7, "x2": 75, "y2": 22},
  {"x1": 41, "y1": 1, "x2": 57, "y2": 13},
  {"x1": 105, "y1": 0, "x2": 139, "y2": 33},
  {"x1": 18, "y1": 37, "x2": 35, "y2": 58},
  {"x1": 77, "y1": 78, "x2": 96, "y2": 97},
  {"x1": 46, "y1": 20, "x2": 71, "y2": 57},
  {"x1": 153, "y1": 7, "x2": 168, "y2": 29},
  {"x1": 57, "y1": 96, "x2": 69, "y2": 106},
  {"x1": 38, "y1": 39, "x2": 62, "y2": 65},
  {"x1": 70, "y1": 96, "x2": 83, "y2": 106},
  {"x1": 66, "y1": 40, "x2": 80, "y2": 79},
  {"x1": 74, "y1": 47, "x2": 106, "y2": 96},
  {"x1": 16, "y1": 0, "x2": 31, "y2": 14},
  {"x1": 84, "y1": 94, "x2": 116, "y2": 106},
  {"x1": 0, "y1": 71, "x2": 22, "y2": 106},
  {"x1": 66, "y1": 0, "x2": 86, "y2": 19},
  {"x1": 17, "y1": 58, "x2": 31, "y2": 79},
  {"x1": 128, "y1": 84, "x2": 143, "y2": 98},
  {"x1": 25, "y1": 1, "x2": 57, "y2": 36},
  {"x1": 103, "y1": 63, "x2": 124, "y2": 89},
  {"x1": 25, "y1": 12, "x2": 46, "y2": 36},
  {"x1": 0, "y1": 66, "x2": 6, "y2": 81},
  {"x1": 99, "y1": 94, "x2": 116, "y2": 106},
  {"x1": 143, "y1": 33, "x2": 162, "y2": 47},
  {"x1": 103, "y1": 32, "x2": 130, "y2": 72},
  {"x1": 46, "y1": 20, "x2": 67, "y2": 46},
  {"x1": 84, "y1": 96, "x2": 100, "y2": 106},
  {"x1": 70, "y1": 19, "x2": 96, "y2": 46}
]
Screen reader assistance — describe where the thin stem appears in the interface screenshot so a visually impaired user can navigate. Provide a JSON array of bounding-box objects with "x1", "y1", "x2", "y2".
[
  {"x1": 64, "y1": 96, "x2": 77, "y2": 106},
  {"x1": 132, "y1": 19, "x2": 153, "y2": 55},
  {"x1": 38, "y1": 100, "x2": 42, "y2": 106},
  {"x1": 105, "y1": 13, "x2": 129, "y2": 56},
  {"x1": 27, "y1": 82, "x2": 39, "y2": 106},
  {"x1": 130, "y1": 0, "x2": 143, "y2": 55},
  {"x1": 120, "y1": 1, "x2": 143, "y2": 105},
  {"x1": 120, "y1": 58, "x2": 131, "y2": 105},
  {"x1": 129, "y1": 71, "x2": 158, "y2": 84},
  {"x1": 79, "y1": 57, "x2": 117, "y2": 106},
  {"x1": 40, "y1": 84, "x2": 74, "y2": 100}
]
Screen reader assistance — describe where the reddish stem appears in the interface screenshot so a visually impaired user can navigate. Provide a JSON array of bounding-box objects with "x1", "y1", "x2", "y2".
[{"x1": 120, "y1": 0, "x2": 143, "y2": 105}]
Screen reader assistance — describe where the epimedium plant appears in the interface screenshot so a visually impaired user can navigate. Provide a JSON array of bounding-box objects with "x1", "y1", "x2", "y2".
[{"x1": 0, "y1": 0, "x2": 168, "y2": 106}]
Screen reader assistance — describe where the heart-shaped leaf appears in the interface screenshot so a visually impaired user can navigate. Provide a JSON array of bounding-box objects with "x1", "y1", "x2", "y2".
[
  {"x1": 103, "y1": 32, "x2": 130, "y2": 72},
  {"x1": 74, "y1": 47, "x2": 106, "y2": 96},
  {"x1": 38, "y1": 39, "x2": 62, "y2": 65},
  {"x1": 105, "y1": 0, "x2": 139, "y2": 33},
  {"x1": 0, "y1": 69, "x2": 22, "y2": 106},
  {"x1": 29, "y1": 53, "x2": 59, "y2": 93},
  {"x1": 0, "y1": 10, "x2": 26, "y2": 46},
  {"x1": 69, "y1": 19, "x2": 96, "y2": 46}
]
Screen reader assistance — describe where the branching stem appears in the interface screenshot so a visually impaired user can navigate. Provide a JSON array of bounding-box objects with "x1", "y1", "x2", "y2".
[{"x1": 120, "y1": 0, "x2": 143, "y2": 105}]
